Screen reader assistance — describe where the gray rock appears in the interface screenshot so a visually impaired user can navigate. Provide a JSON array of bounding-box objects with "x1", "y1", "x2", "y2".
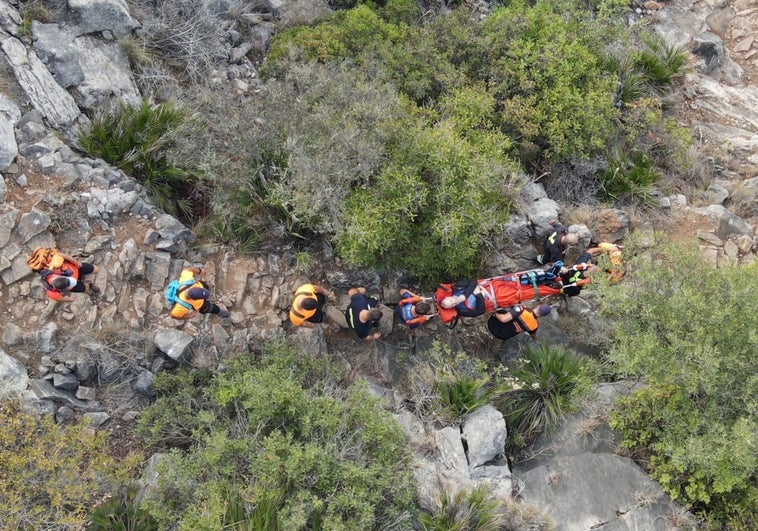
[
  {"x1": 525, "y1": 197, "x2": 561, "y2": 238},
  {"x1": 75, "y1": 385, "x2": 96, "y2": 400},
  {"x1": 12, "y1": 208, "x2": 51, "y2": 243},
  {"x1": 53, "y1": 372, "x2": 80, "y2": 391},
  {"x1": 0, "y1": 208, "x2": 19, "y2": 248},
  {"x1": 143, "y1": 251, "x2": 172, "y2": 290},
  {"x1": 0, "y1": 93, "x2": 20, "y2": 171},
  {"x1": 35, "y1": 321, "x2": 58, "y2": 353},
  {"x1": 518, "y1": 181, "x2": 548, "y2": 203},
  {"x1": 1, "y1": 35, "x2": 82, "y2": 128},
  {"x1": 154, "y1": 328, "x2": 195, "y2": 363},
  {"x1": 29, "y1": 378, "x2": 93, "y2": 410},
  {"x1": 82, "y1": 411, "x2": 110, "y2": 427},
  {"x1": 31, "y1": 22, "x2": 84, "y2": 88},
  {"x1": 462, "y1": 405, "x2": 507, "y2": 469},
  {"x1": 136, "y1": 453, "x2": 167, "y2": 505},
  {"x1": 71, "y1": 35, "x2": 140, "y2": 110},
  {"x1": 589, "y1": 208, "x2": 630, "y2": 243},
  {"x1": 2, "y1": 322, "x2": 23, "y2": 346},
  {"x1": 717, "y1": 208, "x2": 754, "y2": 240},
  {"x1": 519, "y1": 454, "x2": 680, "y2": 531},
  {"x1": 0, "y1": 349, "x2": 28, "y2": 398},
  {"x1": 133, "y1": 370, "x2": 154, "y2": 397},
  {"x1": 288, "y1": 325, "x2": 328, "y2": 357},
  {"x1": 56, "y1": 405, "x2": 76, "y2": 423},
  {"x1": 67, "y1": 0, "x2": 140, "y2": 39}
]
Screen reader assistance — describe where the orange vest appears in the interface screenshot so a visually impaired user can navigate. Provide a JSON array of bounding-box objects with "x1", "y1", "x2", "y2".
[
  {"x1": 42, "y1": 260, "x2": 80, "y2": 301},
  {"x1": 514, "y1": 308, "x2": 539, "y2": 334},
  {"x1": 289, "y1": 284, "x2": 318, "y2": 326},
  {"x1": 170, "y1": 270, "x2": 204, "y2": 319}
]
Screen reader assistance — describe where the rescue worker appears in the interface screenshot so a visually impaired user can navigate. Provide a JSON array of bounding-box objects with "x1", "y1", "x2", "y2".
[
  {"x1": 39, "y1": 250, "x2": 100, "y2": 302},
  {"x1": 396, "y1": 288, "x2": 434, "y2": 330},
  {"x1": 486, "y1": 304, "x2": 551, "y2": 341},
  {"x1": 169, "y1": 266, "x2": 230, "y2": 320},
  {"x1": 345, "y1": 286, "x2": 383, "y2": 341},
  {"x1": 289, "y1": 282, "x2": 334, "y2": 328},
  {"x1": 559, "y1": 242, "x2": 625, "y2": 296},
  {"x1": 536, "y1": 220, "x2": 579, "y2": 265}
]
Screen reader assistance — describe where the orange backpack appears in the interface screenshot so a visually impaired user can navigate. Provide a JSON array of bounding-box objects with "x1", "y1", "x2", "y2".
[{"x1": 26, "y1": 248, "x2": 57, "y2": 272}]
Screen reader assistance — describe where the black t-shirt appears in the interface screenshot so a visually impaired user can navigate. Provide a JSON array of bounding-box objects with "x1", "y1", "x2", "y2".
[
  {"x1": 542, "y1": 224, "x2": 568, "y2": 263},
  {"x1": 487, "y1": 314, "x2": 520, "y2": 341},
  {"x1": 345, "y1": 294, "x2": 380, "y2": 339}
]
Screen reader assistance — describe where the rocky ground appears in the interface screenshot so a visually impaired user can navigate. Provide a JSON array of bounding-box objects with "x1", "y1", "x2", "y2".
[{"x1": 1, "y1": 0, "x2": 756, "y2": 528}]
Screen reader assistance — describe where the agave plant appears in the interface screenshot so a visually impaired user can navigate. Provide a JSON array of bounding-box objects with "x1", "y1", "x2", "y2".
[
  {"x1": 498, "y1": 342, "x2": 596, "y2": 453},
  {"x1": 419, "y1": 485, "x2": 504, "y2": 531},
  {"x1": 79, "y1": 100, "x2": 195, "y2": 219},
  {"x1": 436, "y1": 372, "x2": 497, "y2": 420}
]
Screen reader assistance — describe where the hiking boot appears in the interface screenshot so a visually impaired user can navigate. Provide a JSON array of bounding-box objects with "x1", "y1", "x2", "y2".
[
  {"x1": 85, "y1": 281, "x2": 101, "y2": 295},
  {"x1": 535, "y1": 254, "x2": 545, "y2": 265},
  {"x1": 217, "y1": 309, "x2": 230, "y2": 318}
]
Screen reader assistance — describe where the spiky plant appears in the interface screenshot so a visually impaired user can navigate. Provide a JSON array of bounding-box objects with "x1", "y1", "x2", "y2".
[
  {"x1": 419, "y1": 485, "x2": 504, "y2": 531},
  {"x1": 79, "y1": 100, "x2": 194, "y2": 219},
  {"x1": 436, "y1": 372, "x2": 497, "y2": 420},
  {"x1": 498, "y1": 342, "x2": 596, "y2": 453}
]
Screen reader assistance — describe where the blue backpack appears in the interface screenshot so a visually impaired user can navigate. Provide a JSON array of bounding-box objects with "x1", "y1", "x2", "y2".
[{"x1": 165, "y1": 279, "x2": 195, "y2": 310}]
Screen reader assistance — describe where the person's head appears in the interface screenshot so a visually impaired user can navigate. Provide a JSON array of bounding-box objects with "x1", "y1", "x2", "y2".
[
  {"x1": 301, "y1": 297, "x2": 318, "y2": 311},
  {"x1": 563, "y1": 233, "x2": 579, "y2": 246},
  {"x1": 440, "y1": 294, "x2": 465, "y2": 309},
  {"x1": 415, "y1": 302, "x2": 431, "y2": 315},
  {"x1": 51, "y1": 276, "x2": 69, "y2": 290},
  {"x1": 536, "y1": 304, "x2": 552, "y2": 317},
  {"x1": 368, "y1": 308, "x2": 383, "y2": 322}
]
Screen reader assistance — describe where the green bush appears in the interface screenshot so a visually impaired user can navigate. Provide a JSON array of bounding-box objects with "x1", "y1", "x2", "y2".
[
  {"x1": 139, "y1": 341, "x2": 415, "y2": 530},
  {"x1": 601, "y1": 242, "x2": 757, "y2": 529},
  {"x1": 79, "y1": 100, "x2": 195, "y2": 219},
  {"x1": 497, "y1": 342, "x2": 598, "y2": 454},
  {"x1": 0, "y1": 402, "x2": 138, "y2": 530},
  {"x1": 478, "y1": 1, "x2": 619, "y2": 165}
]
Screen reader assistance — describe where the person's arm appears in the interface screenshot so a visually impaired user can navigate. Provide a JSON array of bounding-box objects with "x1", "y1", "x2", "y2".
[
  {"x1": 399, "y1": 289, "x2": 423, "y2": 304},
  {"x1": 364, "y1": 332, "x2": 381, "y2": 341},
  {"x1": 406, "y1": 314, "x2": 433, "y2": 326},
  {"x1": 56, "y1": 252, "x2": 82, "y2": 267},
  {"x1": 494, "y1": 310, "x2": 514, "y2": 324},
  {"x1": 313, "y1": 284, "x2": 334, "y2": 298}
]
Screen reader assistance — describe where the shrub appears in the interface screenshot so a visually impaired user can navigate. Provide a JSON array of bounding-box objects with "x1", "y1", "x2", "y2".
[
  {"x1": 79, "y1": 100, "x2": 196, "y2": 219},
  {"x1": 0, "y1": 402, "x2": 138, "y2": 530},
  {"x1": 497, "y1": 342, "x2": 598, "y2": 455},
  {"x1": 400, "y1": 342, "x2": 505, "y2": 424},
  {"x1": 478, "y1": 2, "x2": 620, "y2": 166},
  {"x1": 139, "y1": 341, "x2": 415, "y2": 530},
  {"x1": 601, "y1": 242, "x2": 758, "y2": 528},
  {"x1": 135, "y1": 0, "x2": 229, "y2": 84}
]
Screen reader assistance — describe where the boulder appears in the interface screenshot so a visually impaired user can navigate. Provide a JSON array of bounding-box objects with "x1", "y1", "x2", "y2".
[
  {"x1": 0, "y1": 93, "x2": 20, "y2": 171},
  {"x1": 0, "y1": 349, "x2": 28, "y2": 398},
  {"x1": 1, "y1": 35, "x2": 82, "y2": 128},
  {"x1": 154, "y1": 328, "x2": 195, "y2": 363}
]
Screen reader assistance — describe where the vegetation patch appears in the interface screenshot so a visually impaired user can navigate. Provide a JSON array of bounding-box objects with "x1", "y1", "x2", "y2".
[{"x1": 601, "y1": 241, "x2": 757, "y2": 529}]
